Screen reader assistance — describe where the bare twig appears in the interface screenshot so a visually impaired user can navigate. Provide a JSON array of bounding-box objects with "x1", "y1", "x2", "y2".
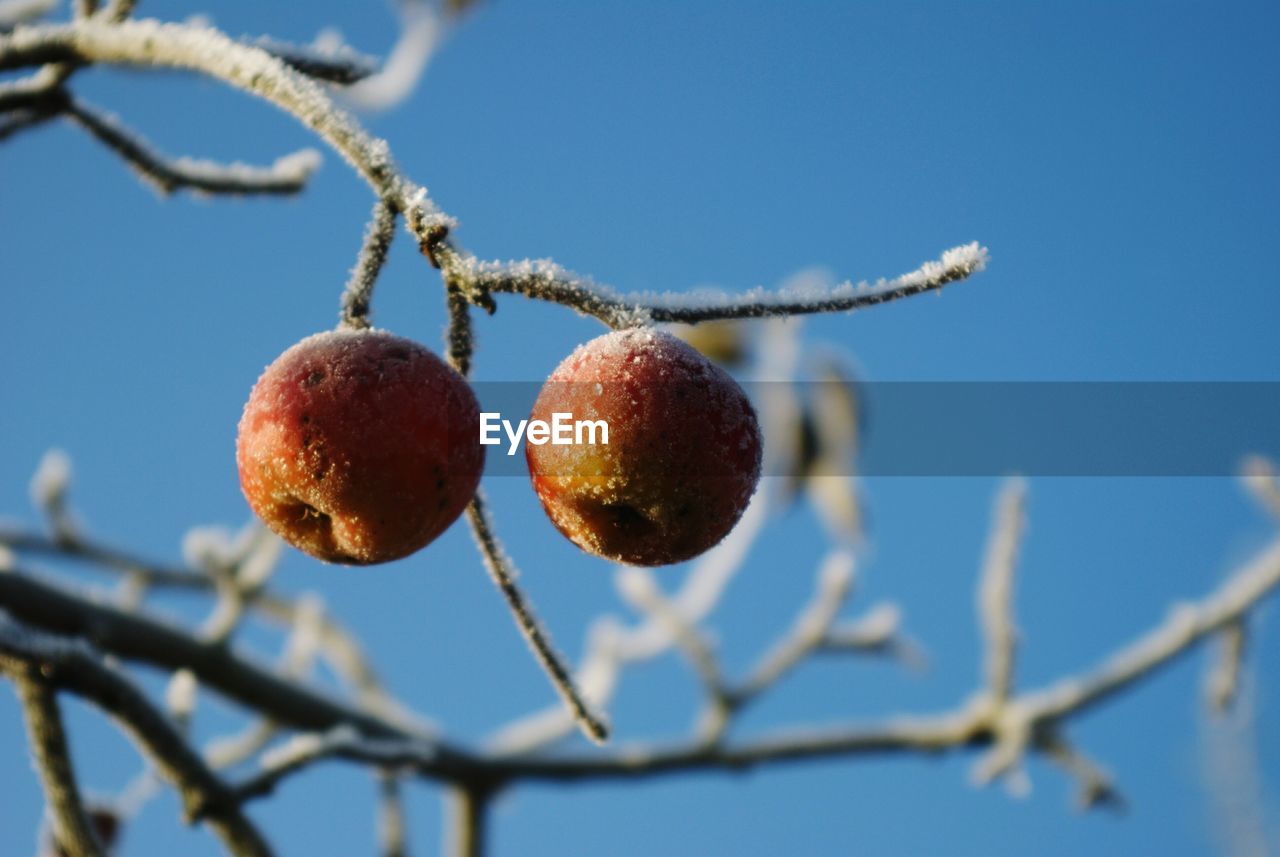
[
  {"x1": 978, "y1": 479, "x2": 1027, "y2": 703},
  {"x1": 0, "y1": 615, "x2": 274, "y2": 857},
  {"x1": 0, "y1": 102, "x2": 59, "y2": 140},
  {"x1": 1241, "y1": 456, "x2": 1280, "y2": 521},
  {"x1": 3, "y1": 527, "x2": 1265, "y2": 797},
  {"x1": 0, "y1": 567, "x2": 451, "y2": 748},
  {"x1": 62, "y1": 97, "x2": 321, "y2": 196},
  {"x1": 233, "y1": 725, "x2": 437, "y2": 804},
  {"x1": 1207, "y1": 620, "x2": 1247, "y2": 712},
  {"x1": 444, "y1": 289, "x2": 475, "y2": 376},
  {"x1": 377, "y1": 771, "x2": 408, "y2": 857},
  {"x1": 0, "y1": 522, "x2": 420, "y2": 727},
  {"x1": 734, "y1": 549, "x2": 857, "y2": 702},
  {"x1": 821, "y1": 604, "x2": 926, "y2": 670},
  {"x1": 616, "y1": 567, "x2": 727, "y2": 701},
  {"x1": 206, "y1": 720, "x2": 279, "y2": 771},
  {"x1": 444, "y1": 786, "x2": 489, "y2": 857},
  {"x1": 1020, "y1": 538, "x2": 1280, "y2": 723},
  {"x1": 9, "y1": 671, "x2": 104, "y2": 857},
  {"x1": 339, "y1": 0, "x2": 445, "y2": 112},
  {"x1": 247, "y1": 36, "x2": 377, "y2": 85},
  {"x1": 1037, "y1": 731, "x2": 1125, "y2": 811},
  {"x1": 0, "y1": 19, "x2": 451, "y2": 235},
  {"x1": 341, "y1": 199, "x2": 397, "y2": 329},
  {"x1": 465, "y1": 494, "x2": 610, "y2": 744},
  {"x1": 453, "y1": 244, "x2": 988, "y2": 328}
]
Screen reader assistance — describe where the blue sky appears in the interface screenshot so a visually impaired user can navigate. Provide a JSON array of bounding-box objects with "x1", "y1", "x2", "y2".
[{"x1": 2, "y1": 1, "x2": 1279, "y2": 855}]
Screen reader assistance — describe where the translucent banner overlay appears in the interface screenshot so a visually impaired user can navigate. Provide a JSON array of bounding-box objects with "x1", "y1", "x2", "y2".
[{"x1": 470, "y1": 382, "x2": 1280, "y2": 477}]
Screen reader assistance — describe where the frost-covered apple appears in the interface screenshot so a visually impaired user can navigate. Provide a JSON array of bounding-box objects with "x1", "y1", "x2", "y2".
[
  {"x1": 236, "y1": 328, "x2": 483, "y2": 565},
  {"x1": 527, "y1": 328, "x2": 762, "y2": 566}
]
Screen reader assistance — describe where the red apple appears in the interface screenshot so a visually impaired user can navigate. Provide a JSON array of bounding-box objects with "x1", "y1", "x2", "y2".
[
  {"x1": 527, "y1": 328, "x2": 761, "y2": 566},
  {"x1": 237, "y1": 328, "x2": 483, "y2": 564}
]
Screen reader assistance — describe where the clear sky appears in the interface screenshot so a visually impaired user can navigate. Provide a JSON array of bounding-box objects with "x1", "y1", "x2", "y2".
[{"x1": 2, "y1": 1, "x2": 1278, "y2": 855}]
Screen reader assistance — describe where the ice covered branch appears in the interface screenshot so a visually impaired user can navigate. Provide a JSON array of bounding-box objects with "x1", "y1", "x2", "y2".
[
  {"x1": 341, "y1": 199, "x2": 398, "y2": 328},
  {"x1": 0, "y1": 567, "x2": 455, "y2": 752},
  {"x1": 464, "y1": 494, "x2": 611, "y2": 744},
  {"x1": 978, "y1": 479, "x2": 1026, "y2": 703},
  {"x1": 449, "y1": 243, "x2": 989, "y2": 328},
  {"x1": 62, "y1": 96, "x2": 321, "y2": 196},
  {"x1": 9, "y1": 668, "x2": 104, "y2": 857},
  {"x1": 0, "y1": 18, "x2": 451, "y2": 232},
  {"x1": 2, "y1": 485, "x2": 1278, "y2": 801},
  {"x1": 0, "y1": 614, "x2": 274, "y2": 857}
]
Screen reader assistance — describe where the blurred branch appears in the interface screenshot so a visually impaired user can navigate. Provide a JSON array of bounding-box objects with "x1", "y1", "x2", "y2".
[
  {"x1": 978, "y1": 479, "x2": 1027, "y2": 703},
  {"x1": 376, "y1": 771, "x2": 408, "y2": 857},
  {"x1": 444, "y1": 785, "x2": 489, "y2": 857},
  {"x1": 0, "y1": 0, "x2": 55, "y2": 32},
  {"x1": 821, "y1": 604, "x2": 926, "y2": 669},
  {"x1": 1018, "y1": 538, "x2": 1280, "y2": 723},
  {"x1": 1206, "y1": 621, "x2": 1246, "y2": 712},
  {"x1": 2, "y1": 494, "x2": 1277, "y2": 806},
  {"x1": 1036, "y1": 731, "x2": 1125, "y2": 811},
  {"x1": 0, "y1": 102, "x2": 58, "y2": 140},
  {"x1": 1242, "y1": 456, "x2": 1280, "y2": 521},
  {"x1": 8, "y1": 670, "x2": 104, "y2": 857},
  {"x1": 0, "y1": 567, "x2": 454, "y2": 751},
  {"x1": 616, "y1": 567, "x2": 731, "y2": 736},
  {"x1": 63, "y1": 96, "x2": 321, "y2": 196},
  {"x1": 733, "y1": 550, "x2": 857, "y2": 704},
  {"x1": 0, "y1": 614, "x2": 273, "y2": 857},
  {"x1": 247, "y1": 35, "x2": 377, "y2": 85}
]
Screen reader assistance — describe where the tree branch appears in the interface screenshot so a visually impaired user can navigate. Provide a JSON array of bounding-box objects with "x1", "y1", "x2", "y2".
[
  {"x1": 451, "y1": 243, "x2": 988, "y2": 328},
  {"x1": 0, "y1": 567, "x2": 457, "y2": 751},
  {"x1": 341, "y1": 199, "x2": 397, "y2": 329},
  {"x1": 0, "y1": 18, "x2": 450, "y2": 232},
  {"x1": 0, "y1": 614, "x2": 273, "y2": 857},
  {"x1": 978, "y1": 478, "x2": 1027, "y2": 703},
  {"x1": 1018, "y1": 538, "x2": 1280, "y2": 723},
  {"x1": 0, "y1": 522, "x2": 420, "y2": 726},
  {"x1": 62, "y1": 96, "x2": 321, "y2": 195},
  {"x1": 444, "y1": 785, "x2": 490, "y2": 857},
  {"x1": 9, "y1": 669, "x2": 104, "y2": 857},
  {"x1": 465, "y1": 494, "x2": 610, "y2": 744}
]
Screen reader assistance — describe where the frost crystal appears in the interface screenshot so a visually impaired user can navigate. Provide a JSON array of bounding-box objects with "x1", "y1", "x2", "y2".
[{"x1": 29, "y1": 449, "x2": 70, "y2": 509}]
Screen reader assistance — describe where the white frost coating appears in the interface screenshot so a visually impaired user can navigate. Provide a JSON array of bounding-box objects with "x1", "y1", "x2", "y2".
[
  {"x1": 0, "y1": 0, "x2": 54, "y2": 28},
  {"x1": 626, "y1": 242, "x2": 989, "y2": 311},
  {"x1": 236, "y1": 530, "x2": 282, "y2": 590},
  {"x1": 846, "y1": 603, "x2": 901, "y2": 640},
  {"x1": 165, "y1": 669, "x2": 198, "y2": 720},
  {"x1": 185, "y1": 148, "x2": 322, "y2": 181},
  {"x1": 465, "y1": 244, "x2": 986, "y2": 325},
  {"x1": 258, "y1": 725, "x2": 351, "y2": 771},
  {"x1": 817, "y1": 549, "x2": 856, "y2": 593},
  {"x1": 170, "y1": 148, "x2": 323, "y2": 185},
  {"x1": 18, "y1": 18, "x2": 445, "y2": 225},
  {"x1": 615, "y1": 567, "x2": 658, "y2": 606},
  {"x1": 29, "y1": 448, "x2": 70, "y2": 509},
  {"x1": 182, "y1": 525, "x2": 234, "y2": 571},
  {"x1": 339, "y1": 2, "x2": 444, "y2": 112},
  {"x1": 282, "y1": 593, "x2": 326, "y2": 676}
]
